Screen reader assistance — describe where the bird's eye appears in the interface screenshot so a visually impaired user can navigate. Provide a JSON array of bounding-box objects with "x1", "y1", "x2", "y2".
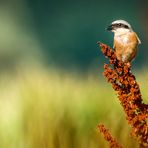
[
  {"x1": 119, "y1": 23, "x2": 122, "y2": 26},
  {"x1": 124, "y1": 25, "x2": 129, "y2": 29}
]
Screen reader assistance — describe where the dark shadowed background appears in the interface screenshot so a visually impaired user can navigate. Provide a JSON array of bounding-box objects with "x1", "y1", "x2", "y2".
[{"x1": 1, "y1": 0, "x2": 148, "y2": 72}]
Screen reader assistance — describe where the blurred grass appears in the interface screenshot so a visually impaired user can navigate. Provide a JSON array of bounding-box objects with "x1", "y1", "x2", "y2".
[{"x1": 0, "y1": 67, "x2": 147, "y2": 148}]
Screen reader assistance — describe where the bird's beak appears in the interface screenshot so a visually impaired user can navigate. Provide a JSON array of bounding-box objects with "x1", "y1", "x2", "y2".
[{"x1": 106, "y1": 25, "x2": 113, "y2": 31}]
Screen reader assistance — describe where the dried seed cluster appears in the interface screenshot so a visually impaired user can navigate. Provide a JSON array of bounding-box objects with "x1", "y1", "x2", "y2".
[
  {"x1": 98, "y1": 124, "x2": 122, "y2": 148},
  {"x1": 98, "y1": 42, "x2": 148, "y2": 147}
]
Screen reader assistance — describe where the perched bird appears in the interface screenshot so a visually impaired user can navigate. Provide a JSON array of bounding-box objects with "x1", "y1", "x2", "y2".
[{"x1": 107, "y1": 20, "x2": 141, "y2": 63}]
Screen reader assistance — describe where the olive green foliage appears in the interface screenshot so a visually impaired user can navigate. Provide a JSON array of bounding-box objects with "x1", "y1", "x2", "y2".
[{"x1": 0, "y1": 68, "x2": 147, "y2": 148}]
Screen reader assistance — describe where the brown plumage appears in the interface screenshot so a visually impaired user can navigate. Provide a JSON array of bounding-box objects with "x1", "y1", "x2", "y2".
[
  {"x1": 107, "y1": 20, "x2": 141, "y2": 63},
  {"x1": 114, "y1": 31, "x2": 140, "y2": 62}
]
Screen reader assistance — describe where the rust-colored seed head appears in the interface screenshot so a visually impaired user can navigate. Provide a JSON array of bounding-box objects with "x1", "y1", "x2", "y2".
[
  {"x1": 98, "y1": 124, "x2": 122, "y2": 148},
  {"x1": 98, "y1": 42, "x2": 148, "y2": 147}
]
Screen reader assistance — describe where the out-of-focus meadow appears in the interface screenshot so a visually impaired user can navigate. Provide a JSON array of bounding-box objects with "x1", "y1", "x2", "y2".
[
  {"x1": 0, "y1": 0, "x2": 148, "y2": 148},
  {"x1": 1, "y1": 67, "x2": 148, "y2": 148}
]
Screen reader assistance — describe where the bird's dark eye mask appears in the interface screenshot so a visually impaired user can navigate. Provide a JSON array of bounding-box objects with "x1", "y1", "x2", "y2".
[{"x1": 112, "y1": 23, "x2": 129, "y2": 29}]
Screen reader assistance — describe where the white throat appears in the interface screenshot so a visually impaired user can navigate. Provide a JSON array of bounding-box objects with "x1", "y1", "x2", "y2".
[{"x1": 113, "y1": 28, "x2": 131, "y2": 36}]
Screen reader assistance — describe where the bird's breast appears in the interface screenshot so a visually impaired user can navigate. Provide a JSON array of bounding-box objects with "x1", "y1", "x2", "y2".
[
  {"x1": 115, "y1": 35, "x2": 129, "y2": 45},
  {"x1": 114, "y1": 31, "x2": 139, "y2": 46},
  {"x1": 114, "y1": 32, "x2": 139, "y2": 62}
]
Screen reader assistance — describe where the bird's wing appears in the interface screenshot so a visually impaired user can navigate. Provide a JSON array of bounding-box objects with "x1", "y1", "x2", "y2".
[{"x1": 135, "y1": 32, "x2": 141, "y2": 44}]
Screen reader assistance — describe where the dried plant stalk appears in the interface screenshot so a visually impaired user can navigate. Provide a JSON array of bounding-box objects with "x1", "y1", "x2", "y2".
[
  {"x1": 98, "y1": 42, "x2": 148, "y2": 147},
  {"x1": 98, "y1": 124, "x2": 122, "y2": 148}
]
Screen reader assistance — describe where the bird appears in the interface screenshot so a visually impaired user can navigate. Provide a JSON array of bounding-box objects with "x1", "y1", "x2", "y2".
[{"x1": 106, "y1": 19, "x2": 141, "y2": 63}]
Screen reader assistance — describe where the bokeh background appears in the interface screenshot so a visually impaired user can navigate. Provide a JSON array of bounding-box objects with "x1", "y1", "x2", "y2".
[{"x1": 0, "y1": 0, "x2": 148, "y2": 147}]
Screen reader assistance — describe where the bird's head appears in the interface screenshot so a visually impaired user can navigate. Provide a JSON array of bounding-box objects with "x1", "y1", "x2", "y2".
[{"x1": 106, "y1": 20, "x2": 133, "y2": 34}]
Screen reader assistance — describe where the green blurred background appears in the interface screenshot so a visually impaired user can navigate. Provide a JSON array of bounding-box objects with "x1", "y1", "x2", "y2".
[{"x1": 0, "y1": 0, "x2": 148, "y2": 147}]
